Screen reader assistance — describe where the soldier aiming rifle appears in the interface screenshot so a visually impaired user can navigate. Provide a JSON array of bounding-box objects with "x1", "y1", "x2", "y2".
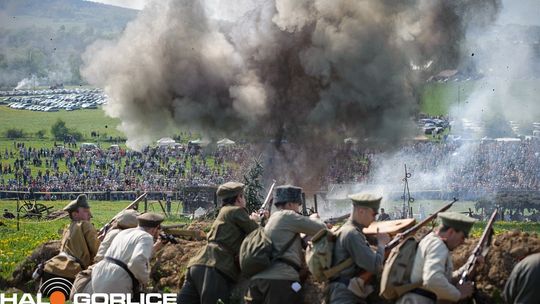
[{"x1": 98, "y1": 192, "x2": 147, "y2": 240}]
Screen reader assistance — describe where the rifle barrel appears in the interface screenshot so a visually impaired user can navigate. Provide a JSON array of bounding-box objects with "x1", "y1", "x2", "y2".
[
  {"x1": 260, "y1": 181, "x2": 276, "y2": 211},
  {"x1": 386, "y1": 198, "x2": 457, "y2": 250},
  {"x1": 458, "y1": 208, "x2": 498, "y2": 285},
  {"x1": 98, "y1": 192, "x2": 148, "y2": 235}
]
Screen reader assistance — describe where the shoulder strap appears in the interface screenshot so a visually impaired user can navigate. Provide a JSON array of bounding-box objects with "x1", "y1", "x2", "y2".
[
  {"x1": 104, "y1": 257, "x2": 140, "y2": 293},
  {"x1": 322, "y1": 226, "x2": 355, "y2": 280},
  {"x1": 271, "y1": 233, "x2": 301, "y2": 270},
  {"x1": 274, "y1": 233, "x2": 299, "y2": 259}
]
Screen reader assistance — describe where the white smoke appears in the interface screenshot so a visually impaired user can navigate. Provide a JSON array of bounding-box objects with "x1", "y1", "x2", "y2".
[{"x1": 15, "y1": 75, "x2": 40, "y2": 90}]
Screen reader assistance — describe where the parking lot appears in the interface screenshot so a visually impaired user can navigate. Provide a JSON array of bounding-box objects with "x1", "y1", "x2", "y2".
[{"x1": 0, "y1": 88, "x2": 107, "y2": 112}]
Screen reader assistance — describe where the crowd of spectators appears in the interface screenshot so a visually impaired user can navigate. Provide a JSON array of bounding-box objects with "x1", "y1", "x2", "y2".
[
  {"x1": 1, "y1": 138, "x2": 539, "y2": 200},
  {"x1": 324, "y1": 139, "x2": 540, "y2": 196},
  {"x1": 0, "y1": 141, "x2": 253, "y2": 195}
]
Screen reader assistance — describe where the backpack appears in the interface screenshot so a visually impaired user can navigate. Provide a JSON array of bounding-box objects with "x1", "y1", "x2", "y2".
[
  {"x1": 239, "y1": 227, "x2": 298, "y2": 278},
  {"x1": 306, "y1": 228, "x2": 353, "y2": 282},
  {"x1": 379, "y1": 236, "x2": 422, "y2": 300}
]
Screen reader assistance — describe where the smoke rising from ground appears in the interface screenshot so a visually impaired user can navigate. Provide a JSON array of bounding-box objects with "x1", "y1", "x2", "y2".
[{"x1": 82, "y1": 0, "x2": 501, "y2": 186}]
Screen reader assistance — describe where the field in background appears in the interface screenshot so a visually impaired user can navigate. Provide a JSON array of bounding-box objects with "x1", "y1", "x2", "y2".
[
  {"x1": 0, "y1": 106, "x2": 123, "y2": 139},
  {"x1": 0, "y1": 199, "x2": 189, "y2": 279},
  {"x1": 420, "y1": 79, "x2": 540, "y2": 116}
]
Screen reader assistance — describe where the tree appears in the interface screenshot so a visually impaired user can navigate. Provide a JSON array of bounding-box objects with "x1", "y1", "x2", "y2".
[
  {"x1": 35, "y1": 129, "x2": 46, "y2": 139},
  {"x1": 6, "y1": 128, "x2": 25, "y2": 139},
  {"x1": 243, "y1": 158, "x2": 265, "y2": 213},
  {"x1": 51, "y1": 119, "x2": 69, "y2": 140}
]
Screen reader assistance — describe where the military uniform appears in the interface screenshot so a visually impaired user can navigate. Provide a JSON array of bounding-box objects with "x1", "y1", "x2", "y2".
[
  {"x1": 95, "y1": 209, "x2": 139, "y2": 262},
  {"x1": 43, "y1": 195, "x2": 99, "y2": 281},
  {"x1": 91, "y1": 213, "x2": 164, "y2": 294},
  {"x1": 245, "y1": 185, "x2": 326, "y2": 304},
  {"x1": 328, "y1": 194, "x2": 385, "y2": 304},
  {"x1": 504, "y1": 252, "x2": 540, "y2": 304},
  {"x1": 178, "y1": 182, "x2": 259, "y2": 304},
  {"x1": 396, "y1": 212, "x2": 477, "y2": 304}
]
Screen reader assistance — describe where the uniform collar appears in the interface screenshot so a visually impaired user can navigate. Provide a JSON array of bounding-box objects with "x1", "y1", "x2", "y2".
[{"x1": 348, "y1": 218, "x2": 365, "y2": 230}]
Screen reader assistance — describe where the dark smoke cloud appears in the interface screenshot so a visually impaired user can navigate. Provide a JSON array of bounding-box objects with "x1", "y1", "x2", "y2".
[{"x1": 82, "y1": 0, "x2": 500, "y2": 186}]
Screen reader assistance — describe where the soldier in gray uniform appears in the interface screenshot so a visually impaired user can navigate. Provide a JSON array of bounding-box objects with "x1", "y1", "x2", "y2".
[
  {"x1": 179, "y1": 181, "x2": 260, "y2": 304},
  {"x1": 504, "y1": 252, "x2": 540, "y2": 304},
  {"x1": 328, "y1": 193, "x2": 390, "y2": 304},
  {"x1": 245, "y1": 185, "x2": 326, "y2": 304},
  {"x1": 396, "y1": 212, "x2": 476, "y2": 304}
]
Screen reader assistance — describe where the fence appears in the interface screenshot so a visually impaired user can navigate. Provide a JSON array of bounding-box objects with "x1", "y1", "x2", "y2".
[{"x1": 0, "y1": 186, "x2": 218, "y2": 214}]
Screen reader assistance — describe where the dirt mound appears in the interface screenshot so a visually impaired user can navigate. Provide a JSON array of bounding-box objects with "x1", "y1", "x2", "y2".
[
  {"x1": 453, "y1": 230, "x2": 540, "y2": 302},
  {"x1": 150, "y1": 239, "x2": 205, "y2": 292},
  {"x1": 10, "y1": 240, "x2": 60, "y2": 292},
  {"x1": 187, "y1": 221, "x2": 212, "y2": 233}
]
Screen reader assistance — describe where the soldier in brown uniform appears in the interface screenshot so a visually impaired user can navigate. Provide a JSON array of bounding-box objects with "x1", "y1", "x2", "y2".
[
  {"x1": 504, "y1": 252, "x2": 540, "y2": 304},
  {"x1": 328, "y1": 193, "x2": 390, "y2": 304},
  {"x1": 245, "y1": 185, "x2": 326, "y2": 304},
  {"x1": 178, "y1": 181, "x2": 260, "y2": 304},
  {"x1": 42, "y1": 194, "x2": 100, "y2": 284}
]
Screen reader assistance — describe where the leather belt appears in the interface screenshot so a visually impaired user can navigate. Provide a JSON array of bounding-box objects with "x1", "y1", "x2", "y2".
[{"x1": 410, "y1": 288, "x2": 437, "y2": 301}]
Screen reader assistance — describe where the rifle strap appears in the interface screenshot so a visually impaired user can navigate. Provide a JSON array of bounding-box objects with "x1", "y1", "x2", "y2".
[
  {"x1": 271, "y1": 233, "x2": 301, "y2": 271},
  {"x1": 394, "y1": 282, "x2": 423, "y2": 297},
  {"x1": 323, "y1": 258, "x2": 354, "y2": 280}
]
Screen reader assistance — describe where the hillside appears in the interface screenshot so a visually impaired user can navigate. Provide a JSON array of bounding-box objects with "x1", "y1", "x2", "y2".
[{"x1": 0, "y1": 0, "x2": 137, "y2": 88}]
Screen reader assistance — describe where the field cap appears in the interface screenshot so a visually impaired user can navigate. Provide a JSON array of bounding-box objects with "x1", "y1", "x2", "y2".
[
  {"x1": 114, "y1": 209, "x2": 140, "y2": 229},
  {"x1": 63, "y1": 194, "x2": 90, "y2": 212},
  {"x1": 216, "y1": 181, "x2": 245, "y2": 200},
  {"x1": 348, "y1": 193, "x2": 382, "y2": 212},
  {"x1": 274, "y1": 185, "x2": 303, "y2": 205},
  {"x1": 137, "y1": 212, "x2": 165, "y2": 228},
  {"x1": 438, "y1": 212, "x2": 477, "y2": 237}
]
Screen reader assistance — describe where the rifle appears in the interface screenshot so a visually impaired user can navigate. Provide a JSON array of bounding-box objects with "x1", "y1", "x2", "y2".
[
  {"x1": 324, "y1": 213, "x2": 350, "y2": 225},
  {"x1": 386, "y1": 198, "x2": 458, "y2": 251},
  {"x1": 259, "y1": 180, "x2": 276, "y2": 225},
  {"x1": 458, "y1": 208, "x2": 498, "y2": 286},
  {"x1": 97, "y1": 192, "x2": 147, "y2": 239},
  {"x1": 360, "y1": 198, "x2": 458, "y2": 284}
]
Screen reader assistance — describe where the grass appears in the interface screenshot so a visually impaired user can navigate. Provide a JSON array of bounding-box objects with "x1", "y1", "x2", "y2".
[
  {"x1": 0, "y1": 106, "x2": 123, "y2": 140},
  {"x1": 0, "y1": 199, "x2": 190, "y2": 279},
  {"x1": 420, "y1": 79, "x2": 540, "y2": 116}
]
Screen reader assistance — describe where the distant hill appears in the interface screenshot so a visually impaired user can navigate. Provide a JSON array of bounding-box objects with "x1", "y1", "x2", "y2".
[
  {"x1": 0, "y1": 0, "x2": 137, "y2": 30},
  {"x1": 0, "y1": 0, "x2": 137, "y2": 88}
]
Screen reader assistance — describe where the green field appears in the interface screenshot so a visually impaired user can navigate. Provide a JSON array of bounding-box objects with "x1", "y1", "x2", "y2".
[
  {"x1": 0, "y1": 106, "x2": 123, "y2": 140},
  {"x1": 0, "y1": 199, "x2": 190, "y2": 279},
  {"x1": 420, "y1": 79, "x2": 540, "y2": 116}
]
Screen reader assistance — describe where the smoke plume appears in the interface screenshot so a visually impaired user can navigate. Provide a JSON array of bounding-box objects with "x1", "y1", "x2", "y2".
[{"x1": 82, "y1": 0, "x2": 501, "y2": 186}]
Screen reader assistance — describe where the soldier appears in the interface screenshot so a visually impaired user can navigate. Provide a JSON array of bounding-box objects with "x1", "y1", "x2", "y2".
[
  {"x1": 503, "y1": 252, "x2": 540, "y2": 304},
  {"x1": 178, "y1": 181, "x2": 260, "y2": 304},
  {"x1": 91, "y1": 212, "x2": 164, "y2": 295},
  {"x1": 327, "y1": 193, "x2": 390, "y2": 304},
  {"x1": 377, "y1": 208, "x2": 391, "y2": 221},
  {"x1": 42, "y1": 194, "x2": 100, "y2": 284},
  {"x1": 396, "y1": 212, "x2": 477, "y2": 304},
  {"x1": 244, "y1": 185, "x2": 326, "y2": 304},
  {"x1": 94, "y1": 209, "x2": 140, "y2": 262}
]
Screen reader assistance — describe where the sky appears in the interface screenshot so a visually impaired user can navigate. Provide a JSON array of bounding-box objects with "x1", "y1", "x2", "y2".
[{"x1": 87, "y1": 0, "x2": 540, "y2": 26}]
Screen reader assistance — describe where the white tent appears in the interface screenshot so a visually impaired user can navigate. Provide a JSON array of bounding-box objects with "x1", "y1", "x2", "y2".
[
  {"x1": 344, "y1": 137, "x2": 358, "y2": 144},
  {"x1": 157, "y1": 137, "x2": 176, "y2": 146},
  {"x1": 217, "y1": 138, "x2": 236, "y2": 147},
  {"x1": 189, "y1": 138, "x2": 210, "y2": 147}
]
